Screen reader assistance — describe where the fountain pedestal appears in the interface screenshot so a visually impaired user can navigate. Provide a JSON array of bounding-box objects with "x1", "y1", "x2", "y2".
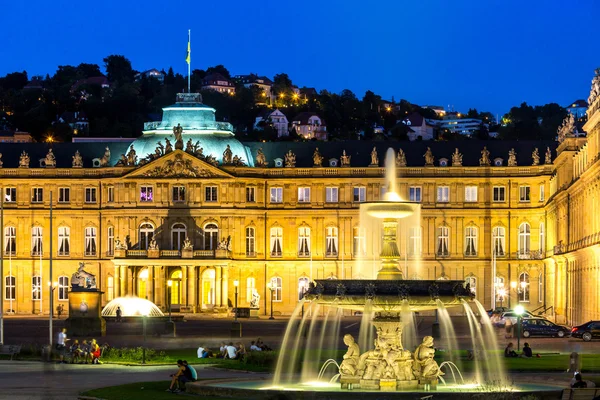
[{"x1": 376, "y1": 219, "x2": 403, "y2": 280}]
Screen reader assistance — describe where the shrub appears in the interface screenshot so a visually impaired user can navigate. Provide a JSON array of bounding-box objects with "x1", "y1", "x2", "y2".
[
  {"x1": 101, "y1": 347, "x2": 169, "y2": 363},
  {"x1": 243, "y1": 350, "x2": 277, "y2": 368}
]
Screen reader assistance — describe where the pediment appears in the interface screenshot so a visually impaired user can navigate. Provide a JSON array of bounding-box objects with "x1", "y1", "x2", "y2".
[{"x1": 124, "y1": 150, "x2": 233, "y2": 179}]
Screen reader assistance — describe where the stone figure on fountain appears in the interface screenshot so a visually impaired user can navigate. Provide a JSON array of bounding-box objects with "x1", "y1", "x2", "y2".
[
  {"x1": 396, "y1": 149, "x2": 406, "y2": 167},
  {"x1": 340, "y1": 150, "x2": 351, "y2": 167},
  {"x1": 313, "y1": 148, "x2": 323, "y2": 167},
  {"x1": 451, "y1": 148, "x2": 462, "y2": 166},
  {"x1": 339, "y1": 334, "x2": 360, "y2": 376},
  {"x1": 413, "y1": 336, "x2": 443, "y2": 379},
  {"x1": 424, "y1": 147, "x2": 434, "y2": 166},
  {"x1": 370, "y1": 147, "x2": 379, "y2": 166},
  {"x1": 71, "y1": 262, "x2": 97, "y2": 290}
]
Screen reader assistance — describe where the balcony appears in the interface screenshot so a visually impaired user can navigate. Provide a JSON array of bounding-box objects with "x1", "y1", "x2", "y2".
[{"x1": 113, "y1": 249, "x2": 231, "y2": 259}]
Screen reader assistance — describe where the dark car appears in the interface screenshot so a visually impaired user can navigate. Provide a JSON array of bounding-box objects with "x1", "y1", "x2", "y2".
[
  {"x1": 487, "y1": 306, "x2": 509, "y2": 317},
  {"x1": 521, "y1": 317, "x2": 570, "y2": 338},
  {"x1": 571, "y1": 321, "x2": 600, "y2": 341}
]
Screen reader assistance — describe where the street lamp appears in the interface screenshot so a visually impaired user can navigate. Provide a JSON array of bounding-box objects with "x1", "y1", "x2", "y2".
[
  {"x1": 267, "y1": 281, "x2": 275, "y2": 320},
  {"x1": 167, "y1": 280, "x2": 173, "y2": 322},
  {"x1": 514, "y1": 304, "x2": 525, "y2": 351},
  {"x1": 497, "y1": 288, "x2": 507, "y2": 308},
  {"x1": 233, "y1": 280, "x2": 239, "y2": 322}
]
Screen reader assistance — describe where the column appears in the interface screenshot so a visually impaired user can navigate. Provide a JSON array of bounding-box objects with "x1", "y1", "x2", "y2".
[
  {"x1": 188, "y1": 266, "x2": 196, "y2": 312},
  {"x1": 153, "y1": 266, "x2": 163, "y2": 307},
  {"x1": 114, "y1": 266, "x2": 121, "y2": 298},
  {"x1": 221, "y1": 267, "x2": 229, "y2": 308},
  {"x1": 126, "y1": 266, "x2": 133, "y2": 296},
  {"x1": 181, "y1": 266, "x2": 188, "y2": 308},
  {"x1": 120, "y1": 265, "x2": 127, "y2": 296}
]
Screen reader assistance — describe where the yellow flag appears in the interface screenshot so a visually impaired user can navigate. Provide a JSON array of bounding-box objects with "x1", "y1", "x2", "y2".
[{"x1": 186, "y1": 39, "x2": 190, "y2": 64}]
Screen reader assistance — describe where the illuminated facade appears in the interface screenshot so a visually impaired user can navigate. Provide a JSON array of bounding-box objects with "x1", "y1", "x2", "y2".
[{"x1": 1, "y1": 72, "x2": 599, "y2": 325}]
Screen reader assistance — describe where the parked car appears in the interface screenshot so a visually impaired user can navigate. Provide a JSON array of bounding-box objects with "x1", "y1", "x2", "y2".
[
  {"x1": 521, "y1": 317, "x2": 570, "y2": 338},
  {"x1": 487, "y1": 307, "x2": 509, "y2": 317},
  {"x1": 571, "y1": 321, "x2": 600, "y2": 341},
  {"x1": 495, "y1": 310, "x2": 535, "y2": 326}
]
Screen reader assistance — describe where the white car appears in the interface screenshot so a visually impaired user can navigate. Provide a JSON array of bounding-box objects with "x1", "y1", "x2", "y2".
[{"x1": 496, "y1": 310, "x2": 534, "y2": 326}]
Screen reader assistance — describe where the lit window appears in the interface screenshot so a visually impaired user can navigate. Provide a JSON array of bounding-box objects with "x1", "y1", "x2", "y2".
[
  {"x1": 4, "y1": 226, "x2": 16, "y2": 256},
  {"x1": 246, "y1": 187, "x2": 256, "y2": 203},
  {"x1": 246, "y1": 227, "x2": 256, "y2": 256},
  {"x1": 437, "y1": 226, "x2": 449, "y2": 256},
  {"x1": 270, "y1": 187, "x2": 283, "y2": 203},
  {"x1": 32, "y1": 276, "x2": 41, "y2": 300},
  {"x1": 298, "y1": 187, "x2": 311, "y2": 203},
  {"x1": 325, "y1": 227, "x2": 338, "y2": 257},
  {"x1": 31, "y1": 227, "x2": 43, "y2": 256},
  {"x1": 465, "y1": 186, "x2": 478, "y2": 202},
  {"x1": 58, "y1": 227, "x2": 70, "y2": 256},
  {"x1": 172, "y1": 186, "x2": 186, "y2": 202},
  {"x1": 326, "y1": 187, "x2": 338, "y2": 203},
  {"x1": 437, "y1": 186, "x2": 449, "y2": 203},
  {"x1": 298, "y1": 276, "x2": 310, "y2": 300},
  {"x1": 4, "y1": 187, "x2": 16, "y2": 203},
  {"x1": 465, "y1": 226, "x2": 477, "y2": 256},
  {"x1": 353, "y1": 227, "x2": 366, "y2": 256},
  {"x1": 409, "y1": 187, "x2": 421, "y2": 202},
  {"x1": 538, "y1": 274, "x2": 543, "y2": 303},
  {"x1": 519, "y1": 272, "x2": 530, "y2": 302},
  {"x1": 353, "y1": 187, "x2": 366, "y2": 202},
  {"x1": 409, "y1": 227, "x2": 422, "y2": 256},
  {"x1": 85, "y1": 187, "x2": 97, "y2": 203},
  {"x1": 519, "y1": 186, "x2": 530, "y2": 202},
  {"x1": 58, "y1": 187, "x2": 70, "y2": 203},
  {"x1": 107, "y1": 226, "x2": 114, "y2": 256},
  {"x1": 518, "y1": 223, "x2": 531, "y2": 256},
  {"x1": 205, "y1": 186, "x2": 218, "y2": 202},
  {"x1": 32, "y1": 187, "x2": 43, "y2": 203},
  {"x1": 493, "y1": 186, "x2": 505, "y2": 202},
  {"x1": 58, "y1": 276, "x2": 69, "y2": 301},
  {"x1": 85, "y1": 227, "x2": 97, "y2": 256},
  {"x1": 270, "y1": 227, "x2": 283, "y2": 257},
  {"x1": 539, "y1": 223, "x2": 545, "y2": 253},
  {"x1": 140, "y1": 186, "x2": 153, "y2": 202},
  {"x1": 298, "y1": 227, "x2": 311, "y2": 257},
  {"x1": 269, "y1": 276, "x2": 282, "y2": 302},
  {"x1": 493, "y1": 226, "x2": 505, "y2": 256},
  {"x1": 5, "y1": 276, "x2": 15, "y2": 301},
  {"x1": 107, "y1": 186, "x2": 115, "y2": 203}
]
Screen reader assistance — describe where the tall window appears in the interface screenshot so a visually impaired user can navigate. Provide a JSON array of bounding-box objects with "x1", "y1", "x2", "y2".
[
  {"x1": 205, "y1": 186, "x2": 218, "y2": 202},
  {"x1": 493, "y1": 186, "x2": 506, "y2": 202},
  {"x1": 353, "y1": 227, "x2": 366, "y2": 256},
  {"x1": 85, "y1": 187, "x2": 97, "y2": 203},
  {"x1": 246, "y1": 187, "x2": 256, "y2": 203},
  {"x1": 539, "y1": 185, "x2": 545, "y2": 202},
  {"x1": 246, "y1": 277, "x2": 256, "y2": 302},
  {"x1": 107, "y1": 226, "x2": 114, "y2": 256},
  {"x1": 437, "y1": 226, "x2": 449, "y2": 256},
  {"x1": 519, "y1": 272, "x2": 530, "y2": 302},
  {"x1": 437, "y1": 186, "x2": 449, "y2": 202},
  {"x1": 409, "y1": 187, "x2": 422, "y2": 202},
  {"x1": 204, "y1": 223, "x2": 219, "y2": 250},
  {"x1": 58, "y1": 276, "x2": 69, "y2": 301},
  {"x1": 171, "y1": 223, "x2": 187, "y2": 250},
  {"x1": 32, "y1": 275, "x2": 41, "y2": 300},
  {"x1": 58, "y1": 187, "x2": 70, "y2": 203},
  {"x1": 270, "y1": 227, "x2": 283, "y2": 257},
  {"x1": 519, "y1": 186, "x2": 530, "y2": 202},
  {"x1": 85, "y1": 227, "x2": 97, "y2": 256},
  {"x1": 32, "y1": 187, "x2": 43, "y2": 203},
  {"x1": 270, "y1": 276, "x2": 282, "y2": 302},
  {"x1": 492, "y1": 226, "x2": 506, "y2": 256},
  {"x1": 465, "y1": 276, "x2": 477, "y2": 294},
  {"x1": 538, "y1": 274, "x2": 543, "y2": 303},
  {"x1": 409, "y1": 227, "x2": 422, "y2": 256},
  {"x1": 140, "y1": 186, "x2": 153, "y2": 202},
  {"x1": 325, "y1": 227, "x2": 338, "y2": 257},
  {"x1": 5, "y1": 276, "x2": 15, "y2": 301},
  {"x1": 107, "y1": 276, "x2": 114, "y2": 301},
  {"x1": 298, "y1": 187, "x2": 311, "y2": 203},
  {"x1": 539, "y1": 223, "x2": 545, "y2": 253},
  {"x1": 298, "y1": 276, "x2": 310, "y2": 300},
  {"x1": 495, "y1": 276, "x2": 505, "y2": 304},
  {"x1": 107, "y1": 186, "x2": 115, "y2": 203},
  {"x1": 326, "y1": 187, "x2": 338, "y2": 203},
  {"x1": 518, "y1": 223, "x2": 531, "y2": 256},
  {"x1": 353, "y1": 187, "x2": 366, "y2": 202},
  {"x1": 31, "y1": 227, "x2": 43, "y2": 256},
  {"x1": 465, "y1": 186, "x2": 478, "y2": 202},
  {"x1": 58, "y1": 227, "x2": 70, "y2": 256},
  {"x1": 139, "y1": 223, "x2": 154, "y2": 250},
  {"x1": 298, "y1": 227, "x2": 311, "y2": 257},
  {"x1": 172, "y1": 186, "x2": 186, "y2": 202},
  {"x1": 465, "y1": 226, "x2": 477, "y2": 256},
  {"x1": 4, "y1": 187, "x2": 16, "y2": 203},
  {"x1": 270, "y1": 187, "x2": 283, "y2": 203},
  {"x1": 245, "y1": 227, "x2": 256, "y2": 256},
  {"x1": 4, "y1": 226, "x2": 16, "y2": 255}
]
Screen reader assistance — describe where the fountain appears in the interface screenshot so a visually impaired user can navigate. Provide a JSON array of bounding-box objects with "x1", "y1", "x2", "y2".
[{"x1": 101, "y1": 296, "x2": 165, "y2": 317}]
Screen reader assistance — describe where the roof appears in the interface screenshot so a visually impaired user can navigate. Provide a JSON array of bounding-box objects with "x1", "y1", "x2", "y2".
[
  {"x1": 256, "y1": 108, "x2": 287, "y2": 120},
  {"x1": 24, "y1": 80, "x2": 44, "y2": 90},
  {"x1": 292, "y1": 112, "x2": 323, "y2": 125},
  {"x1": 403, "y1": 112, "x2": 424, "y2": 127},
  {"x1": 567, "y1": 99, "x2": 588, "y2": 108},
  {"x1": 300, "y1": 88, "x2": 318, "y2": 97},
  {"x1": 202, "y1": 73, "x2": 234, "y2": 86},
  {"x1": 234, "y1": 74, "x2": 273, "y2": 85}
]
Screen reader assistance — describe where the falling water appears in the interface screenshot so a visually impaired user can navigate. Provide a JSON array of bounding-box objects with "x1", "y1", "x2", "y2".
[
  {"x1": 358, "y1": 299, "x2": 374, "y2": 353},
  {"x1": 462, "y1": 301, "x2": 483, "y2": 384},
  {"x1": 285, "y1": 302, "x2": 315, "y2": 382},
  {"x1": 299, "y1": 303, "x2": 322, "y2": 383},
  {"x1": 473, "y1": 300, "x2": 507, "y2": 384},
  {"x1": 400, "y1": 300, "x2": 418, "y2": 351},
  {"x1": 272, "y1": 301, "x2": 305, "y2": 386},
  {"x1": 436, "y1": 299, "x2": 462, "y2": 370},
  {"x1": 301, "y1": 305, "x2": 343, "y2": 382}
]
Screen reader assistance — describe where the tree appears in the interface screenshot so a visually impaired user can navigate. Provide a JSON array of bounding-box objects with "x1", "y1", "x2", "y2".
[
  {"x1": 0, "y1": 71, "x2": 28, "y2": 90},
  {"x1": 206, "y1": 65, "x2": 231, "y2": 79},
  {"x1": 103, "y1": 55, "x2": 134, "y2": 83},
  {"x1": 165, "y1": 67, "x2": 175, "y2": 85},
  {"x1": 76, "y1": 63, "x2": 102, "y2": 78}
]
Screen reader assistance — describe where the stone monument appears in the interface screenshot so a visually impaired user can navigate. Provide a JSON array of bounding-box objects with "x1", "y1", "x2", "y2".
[{"x1": 65, "y1": 262, "x2": 106, "y2": 337}]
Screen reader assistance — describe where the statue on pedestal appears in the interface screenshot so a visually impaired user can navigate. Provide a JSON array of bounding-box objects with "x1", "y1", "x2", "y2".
[
  {"x1": 115, "y1": 237, "x2": 128, "y2": 250},
  {"x1": 148, "y1": 238, "x2": 158, "y2": 250},
  {"x1": 182, "y1": 237, "x2": 193, "y2": 251},
  {"x1": 396, "y1": 149, "x2": 406, "y2": 167},
  {"x1": 71, "y1": 262, "x2": 97, "y2": 290},
  {"x1": 313, "y1": 147, "x2": 323, "y2": 167},
  {"x1": 126, "y1": 145, "x2": 137, "y2": 166},
  {"x1": 255, "y1": 148, "x2": 267, "y2": 167},
  {"x1": 217, "y1": 235, "x2": 232, "y2": 251},
  {"x1": 480, "y1": 146, "x2": 490, "y2": 166},
  {"x1": 250, "y1": 289, "x2": 260, "y2": 309},
  {"x1": 370, "y1": 147, "x2": 379, "y2": 166},
  {"x1": 424, "y1": 147, "x2": 434, "y2": 166},
  {"x1": 545, "y1": 147, "x2": 552, "y2": 164},
  {"x1": 72, "y1": 150, "x2": 83, "y2": 168},
  {"x1": 44, "y1": 149, "x2": 56, "y2": 167},
  {"x1": 508, "y1": 148, "x2": 517, "y2": 166},
  {"x1": 223, "y1": 144, "x2": 233, "y2": 164},
  {"x1": 232, "y1": 155, "x2": 245, "y2": 166},
  {"x1": 340, "y1": 334, "x2": 360, "y2": 376},
  {"x1": 557, "y1": 113, "x2": 575, "y2": 143},
  {"x1": 99, "y1": 147, "x2": 111, "y2": 167},
  {"x1": 340, "y1": 150, "x2": 351, "y2": 167},
  {"x1": 173, "y1": 123, "x2": 184, "y2": 150},
  {"x1": 165, "y1": 138, "x2": 173, "y2": 153},
  {"x1": 185, "y1": 138, "x2": 194, "y2": 153},
  {"x1": 451, "y1": 148, "x2": 462, "y2": 166},
  {"x1": 19, "y1": 151, "x2": 30, "y2": 168},
  {"x1": 413, "y1": 336, "x2": 443, "y2": 378},
  {"x1": 115, "y1": 154, "x2": 127, "y2": 166},
  {"x1": 285, "y1": 150, "x2": 296, "y2": 167},
  {"x1": 532, "y1": 148, "x2": 540, "y2": 166}
]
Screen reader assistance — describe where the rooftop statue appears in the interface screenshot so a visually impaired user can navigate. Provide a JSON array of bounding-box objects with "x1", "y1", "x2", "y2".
[
  {"x1": 396, "y1": 149, "x2": 406, "y2": 167},
  {"x1": 114, "y1": 237, "x2": 128, "y2": 250},
  {"x1": 223, "y1": 144, "x2": 233, "y2": 164},
  {"x1": 205, "y1": 154, "x2": 218, "y2": 166},
  {"x1": 508, "y1": 148, "x2": 517, "y2": 166},
  {"x1": 557, "y1": 113, "x2": 575, "y2": 143},
  {"x1": 480, "y1": 146, "x2": 490, "y2": 166},
  {"x1": 72, "y1": 150, "x2": 83, "y2": 168},
  {"x1": 19, "y1": 151, "x2": 30, "y2": 168},
  {"x1": 532, "y1": 147, "x2": 540, "y2": 166},
  {"x1": 155, "y1": 141, "x2": 165, "y2": 157},
  {"x1": 126, "y1": 145, "x2": 137, "y2": 166},
  {"x1": 71, "y1": 262, "x2": 97, "y2": 290},
  {"x1": 545, "y1": 147, "x2": 552, "y2": 164},
  {"x1": 232, "y1": 155, "x2": 245, "y2": 166},
  {"x1": 451, "y1": 148, "x2": 462, "y2": 166},
  {"x1": 0, "y1": 153, "x2": 3, "y2": 168},
  {"x1": 44, "y1": 149, "x2": 56, "y2": 167},
  {"x1": 115, "y1": 154, "x2": 127, "y2": 167},
  {"x1": 340, "y1": 150, "x2": 351, "y2": 167},
  {"x1": 285, "y1": 150, "x2": 296, "y2": 168},
  {"x1": 182, "y1": 237, "x2": 193, "y2": 251},
  {"x1": 173, "y1": 123, "x2": 184, "y2": 150},
  {"x1": 100, "y1": 146, "x2": 110, "y2": 167},
  {"x1": 588, "y1": 67, "x2": 600, "y2": 106},
  {"x1": 185, "y1": 138, "x2": 194, "y2": 153},
  {"x1": 313, "y1": 147, "x2": 323, "y2": 167},
  {"x1": 370, "y1": 147, "x2": 379, "y2": 166},
  {"x1": 164, "y1": 138, "x2": 173, "y2": 153},
  {"x1": 255, "y1": 148, "x2": 267, "y2": 167},
  {"x1": 424, "y1": 147, "x2": 434, "y2": 166}
]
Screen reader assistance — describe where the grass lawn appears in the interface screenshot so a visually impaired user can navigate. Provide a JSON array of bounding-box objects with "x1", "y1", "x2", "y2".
[{"x1": 81, "y1": 380, "x2": 225, "y2": 400}]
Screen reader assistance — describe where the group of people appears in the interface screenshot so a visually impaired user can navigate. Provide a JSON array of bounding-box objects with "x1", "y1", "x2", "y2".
[
  {"x1": 166, "y1": 360, "x2": 197, "y2": 393},
  {"x1": 55, "y1": 328, "x2": 102, "y2": 364},
  {"x1": 504, "y1": 342, "x2": 535, "y2": 358},
  {"x1": 196, "y1": 338, "x2": 272, "y2": 361}
]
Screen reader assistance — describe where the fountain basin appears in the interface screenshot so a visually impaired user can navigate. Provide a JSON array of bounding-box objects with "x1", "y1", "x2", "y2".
[{"x1": 363, "y1": 201, "x2": 419, "y2": 219}]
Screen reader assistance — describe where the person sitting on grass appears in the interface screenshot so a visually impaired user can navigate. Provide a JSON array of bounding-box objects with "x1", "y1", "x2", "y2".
[
  {"x1": 183, "y1": 360, "x2": 197, "y2": 381},
  {"x1": 218, "y1": 342, "x2": 227, "y2": 358},
  {"x1": 70, "y1": 340, "x2": 83, "y2": 364},
  {"x1": 80, "y1": 340, "x2": 91, "y2": 364},
  {"x1": 225, "y1": 342, "x2": 237, "y2": 359},
  {"x1": 572, "y1": 373, "x2": 588, "y2": 388},
  {"x1": 250, "y1": 341, "x2": 262, "y2": 352},
  {"x1": 504, "y1": 342, "x2": 518, "y2": 358},
  {"x1": 520, "y1": 342, "x2": 533, "y2": 358},
  {"x1": 166, "y1": 360, "x2": 187, "y2": 393},
  {"x1": 256, "y1": 338, "x2": 272, "y2": 351},
  {"x1": 235, "y1": 343, "x2": 246, "y2": 361},
  {"x1": 90, "y1": 339, "x2": 102, "y2": 364}
]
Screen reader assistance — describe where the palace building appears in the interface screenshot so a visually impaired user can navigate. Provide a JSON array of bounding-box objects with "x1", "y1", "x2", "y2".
[{"x1": 1, "y1": 70, "x2": 600, "y2": 325}]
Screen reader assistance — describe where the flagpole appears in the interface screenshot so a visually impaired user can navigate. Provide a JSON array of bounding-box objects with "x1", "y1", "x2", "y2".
[{"x1": 188, "y1": 29, "x2": 191, "y2": 93}]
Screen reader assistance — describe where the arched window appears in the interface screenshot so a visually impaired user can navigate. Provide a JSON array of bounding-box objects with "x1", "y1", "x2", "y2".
[
  {"x1": 353, "y1": 227, "x2": 365, "y2": 256},
  {"x1": 437, "y1": 226, "x2": 449, "y2": 256},
  {"x1": 539, "y1": 223, "x2": 545, "y2": 254},
  {"x1": 409, "y1": 227, "x2": 422, "y2": 256},
  {"x1": 519, "y1": 272, "x2": 530, "y2": 302},
  {"x1": 58, "y1": 276, "x2": 69, "y2": 301},
  {"x1": 325, "y1": 227, "x2": 338, "y2": 257},
  {"x1": 171, "y1": 223, "x2": 187, "y2": 250},
  {"x1": 4, "y1": 226, "x2": 15, "y2": 256},
  {"x1": 170, "y1": 269, "x2": 183, "y2": 305},
  {"x1": 298, "y1": 276, "x2": 310, "y2": 300},
  {"x1": 298, "y1": 227, "x2": 311, "y2": 257},
  {"x1": 58, "y1": 227, "x2": 70, "y2": 256},
  {"x1": 465, "y1": 276, "x2": 477, "y2": 294},
  {"x1": 465, "y1": 226, "x2": 477, "y2": 256},
  {"x1": 204, "y1": 223, "x2": 219, "y2": 250},
  {"x1": 492, "y1": 226, "x2": 505, "y2": 256},
  {"x1": 5, "y1": 276, "x2": 15, "y2": 301},
  {"x1": 518, "y1": 223, "x2": 531, "y2": 256},
  {"x1": 269, "y1": 276, "x2": 282, "y2": 302},
  {"x1": 245, "y1": 227, "x2": 255, "y2": 256},
  {"x1": 85, "y1": 227, "x2": 97, "y2": 256},
  {"x1": 31, "y1": 227, "x2": 43, "y2": 256},
  {"x1": 32, "y1": 275, "x2": 41, "y2": 300},
  {"x1": 246, "y1": 277, "x2": 256, "y2": 302},
  {"x1": 139, "y1": 223, "x2": 154, "y2": 250},
  {"x1": 270, "y1": 227, "x2": 283, "y2": 257},
  {"x1": 495, "y1": 276, "x2": 505, "y2": 304}
]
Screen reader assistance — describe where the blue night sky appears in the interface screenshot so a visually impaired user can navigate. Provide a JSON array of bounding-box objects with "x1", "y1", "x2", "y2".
[{"x1": 1, "y1": 0, "x2": 599, "y2": 115}]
